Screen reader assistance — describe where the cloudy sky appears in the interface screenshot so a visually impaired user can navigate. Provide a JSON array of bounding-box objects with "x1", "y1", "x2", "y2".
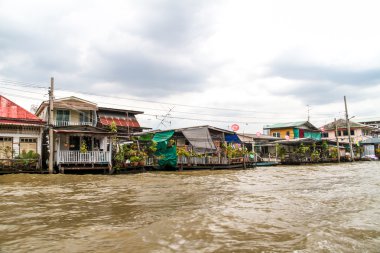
[{"x1": 1, "y1": 0, "x2": 380, "y2": 133}]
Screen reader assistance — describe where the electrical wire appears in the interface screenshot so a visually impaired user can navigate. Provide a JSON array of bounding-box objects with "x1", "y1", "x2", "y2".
[{"x1": 0, "y1": 79, "x2": 345, "y2": 123}]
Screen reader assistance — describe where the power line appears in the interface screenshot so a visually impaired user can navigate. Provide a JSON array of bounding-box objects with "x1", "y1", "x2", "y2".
[
  {"x1": 0, "y1": 84, "x2": 48, "y2": 95},
  {"x1": 0, "y1": 79, "x2": 48, "y2": 89},
  {"x1": 0, "y1": 79, "x2": 340, "y2": 116},
  {"x1": 54, "y1": 86, "x2": 337, "y2": 116},
  {"x1": 0, "y1": 79, "x2": 344, "y2": 124}
]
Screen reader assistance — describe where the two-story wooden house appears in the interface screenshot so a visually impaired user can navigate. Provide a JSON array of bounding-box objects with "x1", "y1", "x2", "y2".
[{"x1": 35, "y1": 96, "x2": 115, "y2": 173}]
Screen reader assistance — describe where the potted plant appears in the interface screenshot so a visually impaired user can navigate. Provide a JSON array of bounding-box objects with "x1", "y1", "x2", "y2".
[
  {"x1": 130, "y1": 156, "x2": 140, "y2": 166},
  {"x1": 80, "y1": 141, "x2": 88, "y2": 153},
  {"x1": 329, "y1": 147, "x2": 338, "y2": 161},
  {"x1": 310, "y1": 150, "x2": 320, "y2": 162},
  {"x1": 376, "y1": 147, "x2": 380, "y2": 158},
  {"x1": 177, "y1": 147, "x2": 191, "y2": 165},
  {"x1": 167, "y1": 139, "x2": 176, "y2": 147},
  {"x1": 138, "y1": 151, "x2": 147, "y2": 166}
]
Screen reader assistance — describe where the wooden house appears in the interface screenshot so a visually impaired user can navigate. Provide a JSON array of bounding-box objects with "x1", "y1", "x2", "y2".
[
  {"x1": 35, "y1": 96, "x2": 114, "y2": 173},
  {"x1": 135, "y1": 125, "x2": 253, "y2": 169},
  {"x1": 263, "y1": 121, "x2": 321, "y2": 140},
  {"x1": 0, "y1": 95, "x2": 45, "y2": 167}
]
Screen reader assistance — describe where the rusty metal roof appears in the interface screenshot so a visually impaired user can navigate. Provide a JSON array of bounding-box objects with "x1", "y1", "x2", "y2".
[{"x1": 0, "y1": 95, "x2": 44, "y2": 124}]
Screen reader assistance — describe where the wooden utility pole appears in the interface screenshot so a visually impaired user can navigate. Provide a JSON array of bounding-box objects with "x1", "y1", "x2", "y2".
[
  {"x1": 334, "y1": 118, "x2": 340, "y2": 163},
  {"x1": 48, "y1": 77, "x2": 54, "y2": 173},
  {"x1": 344, "y1": 96, "x2": 354, "y2": 161}
]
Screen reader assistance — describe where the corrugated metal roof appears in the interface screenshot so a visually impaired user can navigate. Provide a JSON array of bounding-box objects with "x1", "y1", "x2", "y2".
[
  {"x1": 99, "y1": 116, "x2": 141, "y2": 128},
  {"x1": 264, "y1": 121, "x2": 308, "y2": 129},
  {"x1": 320, "y1": 119, "x2": 373, "y2": 130},
  {"x1": 0, "y1": 119, "x2": 44, "y2": 127},
  {"x1": 0, "y1": 95, "x2": 44, "y2": 123},
  {"x1": 360, "y1": 138, "x2": 380, "y2": 144},
  {"x1": 356, "y1": 117, "x2": 380, "y2": 123}
]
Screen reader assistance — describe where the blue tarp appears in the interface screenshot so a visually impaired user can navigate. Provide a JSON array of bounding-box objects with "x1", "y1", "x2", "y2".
[{"x1": 225, "y1": 134, "x2": 241, "y2": 143}]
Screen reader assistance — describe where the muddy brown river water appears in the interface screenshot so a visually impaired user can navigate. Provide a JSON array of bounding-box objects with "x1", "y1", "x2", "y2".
[{"x1": 1, "y1": 162, "x2": 380, "y2": 252}]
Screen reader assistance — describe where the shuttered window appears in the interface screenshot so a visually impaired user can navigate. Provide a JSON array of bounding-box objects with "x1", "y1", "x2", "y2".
[
  {"x1": 20, "y1": 138, "x2": 37, "y2": 154},
  {"x1": 0, "y1": 137, "x2": 13, "y2": 159}
]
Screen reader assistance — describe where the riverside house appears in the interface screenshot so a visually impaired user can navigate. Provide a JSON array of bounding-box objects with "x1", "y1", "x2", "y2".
[
  {"x1": 357, "y1": 117, "x2": 380, "y2": 138},
  {"x1": 35, "y1": 96, "x2": 115, "y2": 173},
  {"x1": 0, "y1": 95, "x2": 45, "y2": 168},
  {"x1": 320, "y1": 119, "x2": 374, "y2": 145},
  {"x1": 263, "y1": 121, "x2": 322, "y2": 140}
]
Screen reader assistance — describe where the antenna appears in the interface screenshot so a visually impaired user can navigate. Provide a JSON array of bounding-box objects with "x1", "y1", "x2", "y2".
[
  {"x1": 307, "y1": 105, "x2": 310, "y2": 121},
  {"x1": 156, "y1": 106, "x2": 174, "y2": 129}
]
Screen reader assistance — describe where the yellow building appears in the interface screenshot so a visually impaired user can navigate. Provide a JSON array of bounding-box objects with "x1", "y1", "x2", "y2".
[{"x1": 263, "y1": 121, "x2": 321, "y2": 140}]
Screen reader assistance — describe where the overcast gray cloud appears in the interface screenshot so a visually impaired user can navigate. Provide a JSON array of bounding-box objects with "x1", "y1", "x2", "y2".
[
  {"x1": 87, "y1": 49, "x2": 207, "y2": 96},
  {"x1": 1, "y1": 0, "x2": 380, "y2": 132},
  {"x1": 269, "y1": 61, "x2": 380, "y2": 86},
  {"x1": 265, "y1": 59, "x2": 380, "y2": 105},
  {"x1": 0, "y1": 0, "x2": 213, "y2": 96}
]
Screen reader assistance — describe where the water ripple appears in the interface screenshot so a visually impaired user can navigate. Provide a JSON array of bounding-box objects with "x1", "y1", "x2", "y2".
[{"x1": 1, "y1": 162, "x2": 380, "y2": 252}]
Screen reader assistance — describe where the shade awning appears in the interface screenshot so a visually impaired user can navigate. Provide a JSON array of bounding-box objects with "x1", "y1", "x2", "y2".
[
  {"x1": 182, "y1": 127, "x2": 216, "y2": 153},
  {"x1": 99, "y1": 116, "x2": 140, "y2": 128}
]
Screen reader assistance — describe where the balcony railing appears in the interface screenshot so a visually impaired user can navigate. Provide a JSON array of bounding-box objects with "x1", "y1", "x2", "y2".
[
  {"x1": 57, "y1": 151, "x2": 111, "y2": 164},
  {"x1": 54, "y1": 120, "x2": 95, "y2": 127}
]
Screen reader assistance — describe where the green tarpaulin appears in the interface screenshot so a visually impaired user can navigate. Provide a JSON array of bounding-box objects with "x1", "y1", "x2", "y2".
[
  {"x1": 153, "y1": 130, "x2": 174, "y2": 142},
  {"x1": 304, "y1": 131, "x2": 321, "y2": 140},
  {"x1": 153, "y1": 130, "x2": 177, "y2": 168},
  {"x1": 139, "y1": 133, "x2": 154, "y2": 141}
]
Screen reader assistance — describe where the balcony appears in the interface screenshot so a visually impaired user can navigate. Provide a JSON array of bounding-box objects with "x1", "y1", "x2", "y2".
[
  {"x1": 57, "y1": 151, "x2": 111, "y2": 164},
  {"x1": 54, "y1": 120, "x2": 95, "y2": 127}
]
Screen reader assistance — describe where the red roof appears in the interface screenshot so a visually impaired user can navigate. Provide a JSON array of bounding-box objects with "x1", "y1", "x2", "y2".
[
  {"x1": 99, "y1": 116, "x2": 140, "y2": 128},
  {"x1": 0, "y1": 95, "x2": 44, "y2": 124}
]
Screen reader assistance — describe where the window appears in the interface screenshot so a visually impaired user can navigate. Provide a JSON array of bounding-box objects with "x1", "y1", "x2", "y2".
[
  {"x1": 322, "y1": 132, "x2": 329, "y2": 138},
  {"x1": 343, "y1": 130, "x2": 355, "y2": 136},
  {"x1": 273, "y1": 132, "x2": 280, "y2": 138},
  {"x1": 56, "y1": 110, "x2": 70, "y2": 125},
  {"x1": 80, "y1": 111, "x2": 92, "y2": 124},
  {"x1": 286, "y1": 131, "x2": 290, "y2": 136},
  {"x1": 0, "y1": 137, "x2": 13, "y2": 159},
  {"x1": 20, "y1": 138, "x2": 37, "y2": 154}
]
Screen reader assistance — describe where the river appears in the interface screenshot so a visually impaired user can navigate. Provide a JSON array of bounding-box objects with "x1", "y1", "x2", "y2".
[{"x1": 1, "y1": 162, "x2": 380, "y2": 252}]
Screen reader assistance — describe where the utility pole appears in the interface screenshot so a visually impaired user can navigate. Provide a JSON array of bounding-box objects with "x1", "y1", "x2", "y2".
[
  {"x1": 307, "y1": 105, "x2": 310, "y2": 121},
  {"x1": 334, "y1": 118, "x2": 340, "y2": 163},
  {"x1": 344, "y1": 96, "x2": 354, "y2": 161},
  {"x1": 48, "y1": 77, "x2": 54, "y2": 173}
]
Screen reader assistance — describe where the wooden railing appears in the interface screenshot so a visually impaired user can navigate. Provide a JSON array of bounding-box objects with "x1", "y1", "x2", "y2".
[
  {"x1": 0, "y1": 158, "x2": 40, "y2": 171},
  {"x1": 54, "y1": 120, "x2": 95, "y2": 127},
  {"x1": 58, "y1": 151, "x2": 110, "y2": 164},
  {"x1": 177, "y1": 156, "x2": 250, "y2": 165}
]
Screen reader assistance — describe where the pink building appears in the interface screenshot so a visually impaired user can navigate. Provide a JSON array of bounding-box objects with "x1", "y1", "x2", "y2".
[{"x1": 320, "y1": 119, "x2": 374, "y2": 145}]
